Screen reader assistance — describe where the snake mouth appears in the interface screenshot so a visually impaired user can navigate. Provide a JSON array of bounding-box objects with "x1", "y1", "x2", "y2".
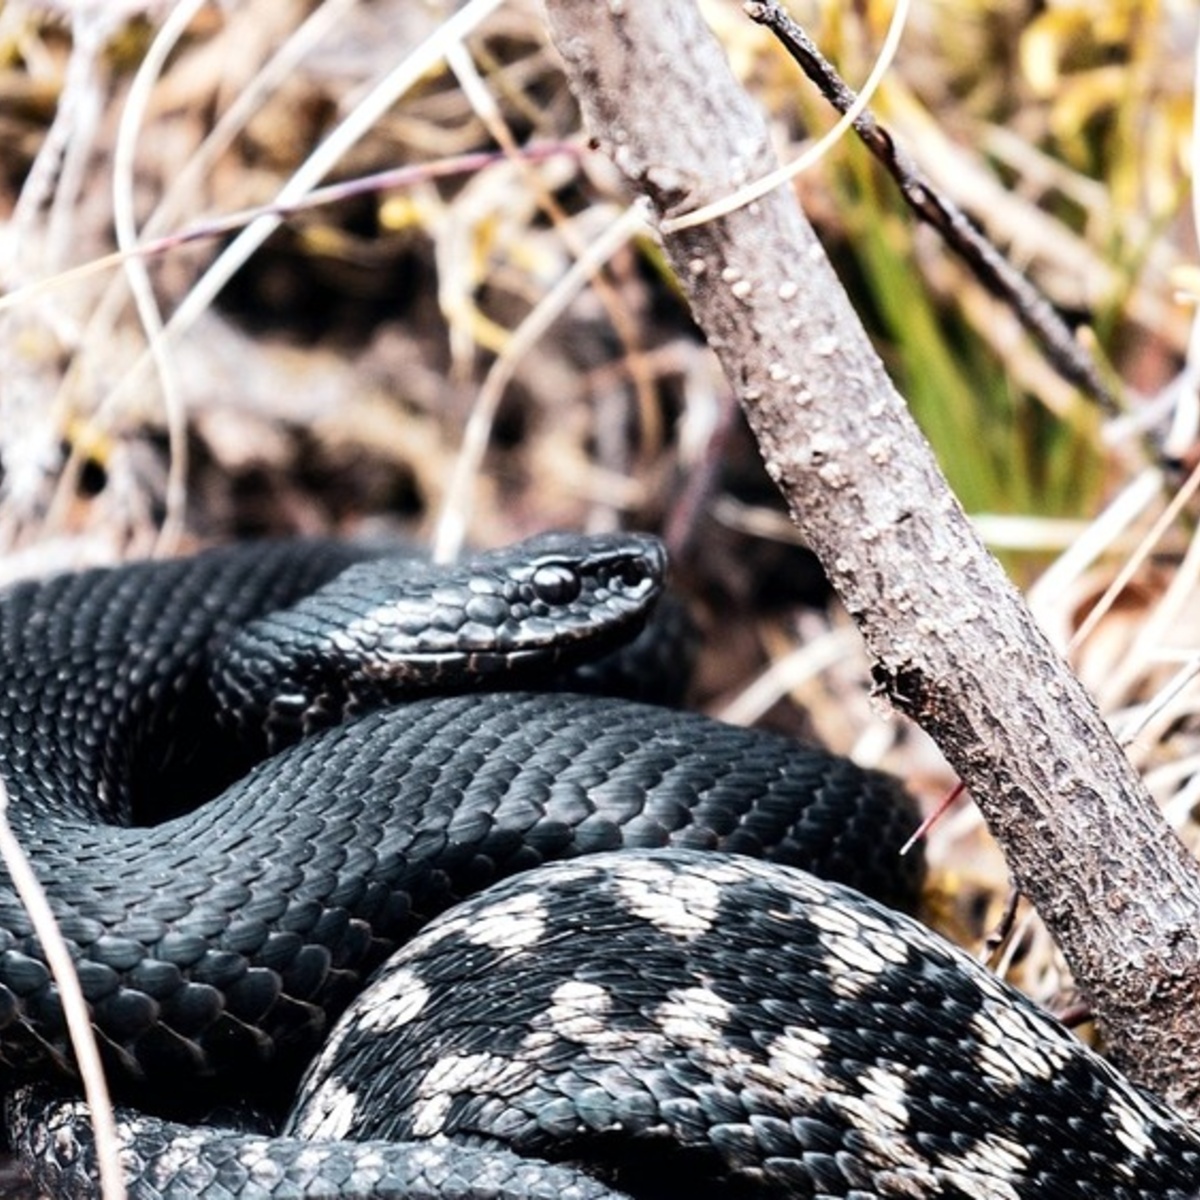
[{"x1": 356, "y1": 645, "x2": 591, "y2": 683}]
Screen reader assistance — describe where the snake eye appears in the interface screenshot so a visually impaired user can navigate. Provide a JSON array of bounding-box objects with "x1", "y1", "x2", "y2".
[{"x1": 531, "y1": 563, "x2": 582, "y2": 605}]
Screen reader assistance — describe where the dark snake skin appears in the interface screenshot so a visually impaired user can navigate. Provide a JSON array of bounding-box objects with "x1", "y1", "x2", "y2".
[
  {"x1": 13, "y1": 534, "x2": 1195, "y2": 1198},
  {"x1": 288, "y1": 850, "x2": 1200, "y2": 1199},
  {"x1": 0, "y1": 534, "x2": 931, "y2": 1197},
  {"x1": 18, "y1": 849, "x2": 1200, "y2": 1198}
]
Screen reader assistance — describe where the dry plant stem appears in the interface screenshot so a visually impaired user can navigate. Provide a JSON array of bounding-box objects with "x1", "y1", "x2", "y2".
[
  {"x1": 0, "y1": 149, "x2": 582, "y2": 319},
  {"x1": 0, "y1": 778, "x2": 125, "y2": 1199},
  {"x1": 433, "y1": 202, "x2": 647, "y2": 561},
  {"x1": 745, "y1": 1, "x2": 1120, "y2": 416},
  {"x1": 100, "y1": 0, "x2": 506, "y2": 420},
  {"x1": 541, "y1": 0, "x2": 1200, "y2": 1115},
  {"x1": 446, "y1": 44, "x2": 664, "y2": 463},
  {"x1": 112, "y1": 0, "x2": 207, "y2": 554}
]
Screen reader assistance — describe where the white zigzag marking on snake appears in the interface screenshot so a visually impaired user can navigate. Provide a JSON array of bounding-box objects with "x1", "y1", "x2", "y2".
[
  {"x1": 656, "y1": 985, "x2": 734, "y2": 1046},
  {"x1": 291, "y1": 1078, "x2": 357, "y2": 1140},
  {"x1": 1107, "y1": 1090, "x2": 1166, "y2": 1161},
  {"x1": 613, "y1": 855, "x2": 740, "y2": 938},
  {"x1": 464, "y1": 891, "x2": 548, "y2": 950},
  {"x1": 541, "y1": 980, "x2": 616, "y2": 1043},
  {"x1": 410, "y1": 1053, "x2": 543, "y2": 1137},
  {"x1": 936, "y1": 1136, "x2": 1029, "y2": 1200},
  {"x1": 967, "y1": 1003, "x2": 1074, "y2": 1086}
]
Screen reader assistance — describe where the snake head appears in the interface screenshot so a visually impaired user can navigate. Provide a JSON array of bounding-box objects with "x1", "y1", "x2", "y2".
[
  {"x1": 216, "y1": 532, "x2": 668, "y2": 751},
  {"x1": 444, "y1": 530, "x2": 667, "y2": 653}
]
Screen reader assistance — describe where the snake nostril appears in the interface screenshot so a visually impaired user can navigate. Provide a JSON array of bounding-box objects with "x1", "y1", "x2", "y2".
[{"x1": 618, "y1": 561, "x2": 649, "y2": 589}]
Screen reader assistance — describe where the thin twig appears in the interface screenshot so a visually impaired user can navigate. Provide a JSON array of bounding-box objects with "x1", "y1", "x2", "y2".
[
  {"x1": 112, "y1": 0, "x2": 207, "y2": 554},
  {"x1": 1068, "y1": 456, "x2": 1200, "y2": 654},
  {"x1": 661, "y1": 0, "x2": 909, "y2": 236},
  {"x1": 0, "y1": 145, "x2": 582, "y2": 316},
  {"x1": 0, "y1": 777, "x2": 125, "y2": 1200},
  {"x1": 433, "y1": 202, "x2": 649, "y2": 561},
  {"x1": 97, "y1": 0, "x2": 506, "y2": 418},
  {"x1": 447, "y1": 40, "x2": 665, "y2": 469},
  {"x1": 982, "y1": 884, "x2": 1022, "y2": 964},
  {"x1": 744, "y1": 1, "x2": 1121, "y2": 415},
  {"x1": 48, "y1": 0, "x2": 365, "y2": 505}
]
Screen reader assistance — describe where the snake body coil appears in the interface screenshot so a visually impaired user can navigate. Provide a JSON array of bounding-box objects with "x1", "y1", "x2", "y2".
[{"x1": 0, "y1": 535, "x2": 1196, "y2": 1198}]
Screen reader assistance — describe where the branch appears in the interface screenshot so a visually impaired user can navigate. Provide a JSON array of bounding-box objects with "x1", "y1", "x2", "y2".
[
  {"x1": 541, "y1": 0, "x2": 1200, "y2": 1114},
  {"x1": 745, "y1": 0, "x2": 1121, "y2": 416}
]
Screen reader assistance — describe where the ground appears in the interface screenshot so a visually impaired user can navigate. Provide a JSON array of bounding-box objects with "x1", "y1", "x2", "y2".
[{"x1": 1, "y1": 0, "x2": 1199, "y2": 1193}]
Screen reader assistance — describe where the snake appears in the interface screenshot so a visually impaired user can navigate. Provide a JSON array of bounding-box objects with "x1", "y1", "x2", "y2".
[{"x1": 1, "y1": 533, "x2": 1197, "y2": 1198}]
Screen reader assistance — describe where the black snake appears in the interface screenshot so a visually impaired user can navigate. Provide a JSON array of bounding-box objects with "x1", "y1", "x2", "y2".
[{"x1": 0, "y1": 533, "x2": 1197, "y2": 1198}]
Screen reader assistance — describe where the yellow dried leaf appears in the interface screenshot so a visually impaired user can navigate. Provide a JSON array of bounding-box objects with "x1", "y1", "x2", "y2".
[
  {"x1": 1020, "y1": 9, "x2": 1093, "y2": 97},
  {"x1": 1169, "y1": 265, "x2": 1200, "y2": 306}
]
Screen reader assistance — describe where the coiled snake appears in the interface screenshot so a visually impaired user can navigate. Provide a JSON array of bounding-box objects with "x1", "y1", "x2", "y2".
[{"x1": 0, "y1": 534, "x2": 1198, "y2": 1198}]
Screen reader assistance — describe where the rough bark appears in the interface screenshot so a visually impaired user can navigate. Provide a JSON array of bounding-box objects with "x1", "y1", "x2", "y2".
[{"x1": 541, "y1": 0, "x2": 1200, "y2": 1115}]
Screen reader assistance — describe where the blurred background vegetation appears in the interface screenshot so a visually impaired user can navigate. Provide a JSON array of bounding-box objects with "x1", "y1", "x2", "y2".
[{"x1": 0, "y1": 0, "x2": 1198, "y2": 1045}]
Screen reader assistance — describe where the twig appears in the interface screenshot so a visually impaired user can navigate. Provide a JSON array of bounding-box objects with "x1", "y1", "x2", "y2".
[
  {"x1": 112, "y1": 0, "x2": 207, "y2": 555},
  {"x1": 433, "y1": 203, "x2": 649, "y2": 561},
  {"x1": 1068, "y1": 456, "x2": 1200, "y2": 655},
  {"x1": 47, "y1": 0, "x2": 365, "y2": 523},
  {"x1": 0, "y1": 778, "x2": 124, "y2": 1199},
  {"x1": 660, "y1": 0, "x2": 909, "y2": 234},
  {"x1": 542, "y1": 0, "x2": 1200, "y2": 1116},
  {"x1": 96, "y1": 0, "x2": 507, "y2": 420},
  {"x1": 447, "y1": 40, "x2": 664, "y2": 473},
  {"x1": 0, "y1": 146, "x2": 582, "y2": 316},
  {"x1": 744, "y1": 1, "x2": 1121, "y2": 415},
  {"x1": 982, "y1": 884, "x2": 1022, "y2": 963}
]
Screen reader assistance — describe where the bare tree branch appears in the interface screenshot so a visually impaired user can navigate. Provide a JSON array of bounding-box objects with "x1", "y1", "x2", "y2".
[{"x1": 541, "y1": 0, "x2": 1200, "y2": 1114}]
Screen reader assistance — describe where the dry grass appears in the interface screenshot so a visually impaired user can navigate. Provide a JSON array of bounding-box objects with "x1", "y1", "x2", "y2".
[{"x1": 1, "y1": 0, "x2": 1199, "y2": 1193}]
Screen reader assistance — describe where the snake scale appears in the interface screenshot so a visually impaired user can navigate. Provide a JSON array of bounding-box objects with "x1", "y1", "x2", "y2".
[{"x1": 0, "y1": 532, "x2": 1198, "y2": 1199}]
